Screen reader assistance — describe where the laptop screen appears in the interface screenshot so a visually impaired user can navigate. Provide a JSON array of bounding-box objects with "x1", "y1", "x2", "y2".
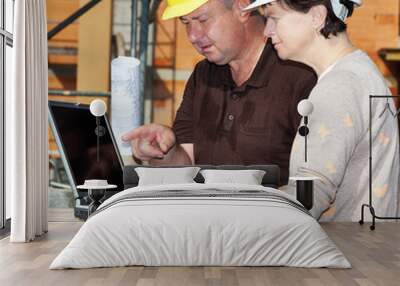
[{"x1": 49, "y1": 101, "x2": 124, "y2": 194}]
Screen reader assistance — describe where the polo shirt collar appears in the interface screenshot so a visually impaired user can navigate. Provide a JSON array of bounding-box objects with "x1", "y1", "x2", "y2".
[{"x1": 221, "y1": 41, "x2": 276, "y2": 89}]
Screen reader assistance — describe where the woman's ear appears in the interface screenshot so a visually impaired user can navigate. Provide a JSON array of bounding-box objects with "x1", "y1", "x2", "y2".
[{"x1": 309, "y1": 5, "x2": 327, "y2": 30}]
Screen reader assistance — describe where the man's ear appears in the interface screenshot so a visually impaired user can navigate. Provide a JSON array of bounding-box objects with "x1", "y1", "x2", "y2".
[
  {"x1": 309, "y1": 5, "x2": 327, "y2": 30},
  {"x1": 233, "y1": 0, "x2": 252, "y2": 23}
]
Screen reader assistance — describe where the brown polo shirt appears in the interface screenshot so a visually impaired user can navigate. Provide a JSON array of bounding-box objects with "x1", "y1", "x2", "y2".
[{"x1": 172, "y1": 42, "x2": 317, "y2": 185}]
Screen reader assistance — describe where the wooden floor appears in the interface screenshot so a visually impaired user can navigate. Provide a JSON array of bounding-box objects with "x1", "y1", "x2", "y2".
[
  {"x1": 48, "y1": 207, "x2": 81, "y2": 222},
  {"x1": 0, "y1": 222, "x2": 399, "y2": 286}
]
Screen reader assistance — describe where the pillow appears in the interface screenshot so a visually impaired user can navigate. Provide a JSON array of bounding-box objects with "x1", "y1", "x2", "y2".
[
  {"x1": 135, "y1": 167, "x2": 201, "y2": 186},
  {"x1": 200, "y1": 169, "x2": 266, "y2": 185}
]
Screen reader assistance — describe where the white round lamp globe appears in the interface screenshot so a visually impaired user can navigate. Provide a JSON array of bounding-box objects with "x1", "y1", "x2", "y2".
[
  {"x1": 90, "y1": 99, "x2": 107, "y2": 117},
  {"x1": 297, "y1": 99, "x2": 314, "y2": 117}
]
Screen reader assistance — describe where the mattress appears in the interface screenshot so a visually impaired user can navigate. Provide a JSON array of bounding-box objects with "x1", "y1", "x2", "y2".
[{"x1": 50, "y1": 183, "x2": 351, "y2": 269}]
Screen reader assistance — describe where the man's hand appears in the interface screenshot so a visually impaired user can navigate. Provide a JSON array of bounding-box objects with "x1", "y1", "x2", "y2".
[{"x1": 121, "y1": 123, "x2": 176, "y2": 161}]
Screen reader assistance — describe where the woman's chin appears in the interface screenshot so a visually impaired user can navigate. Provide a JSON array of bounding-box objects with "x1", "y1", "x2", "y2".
[
  {"x1": 276, "y1": 50, "x2": 290, "y2": 60},
  {"x1": 276, "y1": 48, "x2": 297, "y2": 62}
]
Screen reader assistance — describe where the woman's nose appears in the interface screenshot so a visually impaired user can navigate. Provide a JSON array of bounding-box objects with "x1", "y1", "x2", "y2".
[{"x1": 264, "y1": 18, "x2": 276, "y2": 38}]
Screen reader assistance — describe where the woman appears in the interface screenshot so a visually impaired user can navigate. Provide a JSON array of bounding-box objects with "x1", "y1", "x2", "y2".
[{"x1": 244, "y1": 0, "x2": 400, "y2": 221}]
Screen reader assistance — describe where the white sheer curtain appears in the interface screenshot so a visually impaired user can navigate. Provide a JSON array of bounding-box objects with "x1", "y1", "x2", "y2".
[{"x1": 7, "y1": 0, "x2": 48, "y2": 242}]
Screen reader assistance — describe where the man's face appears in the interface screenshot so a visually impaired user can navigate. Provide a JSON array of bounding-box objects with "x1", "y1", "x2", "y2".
[
  {"x1": 263, "y1": 2, "x2": 314, "y2": 62},
  {"x1": 180, "y1": 0, "x2": 243, "y2": 65}
]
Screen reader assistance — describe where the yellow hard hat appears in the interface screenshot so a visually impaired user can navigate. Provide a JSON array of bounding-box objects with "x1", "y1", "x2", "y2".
[{"x1": 162, "y1": 0, "x2": 209, "y2": 20}]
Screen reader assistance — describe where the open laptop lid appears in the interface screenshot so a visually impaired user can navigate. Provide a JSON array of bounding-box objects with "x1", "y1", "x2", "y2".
[{"x1": 48, "y1": 101, "x2": 125, "y2": 202}]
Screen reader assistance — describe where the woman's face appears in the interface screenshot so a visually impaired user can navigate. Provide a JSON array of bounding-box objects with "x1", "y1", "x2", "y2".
[{"x1": 263, "y1": 2, "x2": 316, "y2": 62}]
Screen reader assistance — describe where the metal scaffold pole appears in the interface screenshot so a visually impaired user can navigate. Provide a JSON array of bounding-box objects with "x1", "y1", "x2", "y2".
[
  {"x1": 130, "y1": 0, "x2": 138, "y2": 57},
  {"x1": 138, "y1": 0, "x2": 149, "y2": 125}
]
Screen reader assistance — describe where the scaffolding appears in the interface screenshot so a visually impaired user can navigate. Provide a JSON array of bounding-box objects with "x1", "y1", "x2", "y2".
[{"x1": 47, "y1": 0, "x2": 171, "y2": 125}]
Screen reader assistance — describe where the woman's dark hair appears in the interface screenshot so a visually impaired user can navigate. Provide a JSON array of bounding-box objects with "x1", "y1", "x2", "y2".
[{"x1": 280, "y1": 0, "x2": 355, "y2": 38}]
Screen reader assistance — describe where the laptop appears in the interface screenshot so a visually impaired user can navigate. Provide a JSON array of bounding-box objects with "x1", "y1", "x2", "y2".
[{"x1": 48, "y1": 101, "x2": 124, "y2": 219}]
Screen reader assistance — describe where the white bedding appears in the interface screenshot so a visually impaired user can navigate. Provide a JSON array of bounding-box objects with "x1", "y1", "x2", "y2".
[{"x1": 50, "y1": 183, "x2": 351, "y2": 269}]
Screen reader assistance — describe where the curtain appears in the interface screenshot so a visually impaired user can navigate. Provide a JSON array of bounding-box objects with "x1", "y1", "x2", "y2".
[{"x1": 7, "y1": 0, "x2": 48, "y2": 242}]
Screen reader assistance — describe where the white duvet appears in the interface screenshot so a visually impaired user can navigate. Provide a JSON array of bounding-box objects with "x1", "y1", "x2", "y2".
[{"x1": 50, "y1": 183, "x2": 351, "y2": 269}]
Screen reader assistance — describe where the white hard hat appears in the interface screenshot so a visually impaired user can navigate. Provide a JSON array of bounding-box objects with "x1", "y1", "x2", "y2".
[
  {"x1": 243, "y1": 0, "x2": 363, "y2": 21},
  {"x1": 331, "y1": 0, "x2": 362, "y2": 21},
  {"x1": 242, "y1": 0, "x2": 275, "y2": 12}
]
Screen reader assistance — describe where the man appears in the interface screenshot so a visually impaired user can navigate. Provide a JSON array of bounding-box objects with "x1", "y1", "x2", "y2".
[{"x1": 122, "y1": 0, "x2": 317, "y2": 184}]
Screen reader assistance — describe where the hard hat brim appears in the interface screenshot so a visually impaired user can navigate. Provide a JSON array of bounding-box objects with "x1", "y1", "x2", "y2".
[
  {"x1": 242, "y1": 0, "x2": 276, "y2": 12},
  {"x1": 162, "y1": 0, "x2": 209, "y2": 20}
]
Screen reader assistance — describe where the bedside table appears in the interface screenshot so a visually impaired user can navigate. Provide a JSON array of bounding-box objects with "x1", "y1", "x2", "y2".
[{"x1": 77, "y1": 180, "x2": 117, "y2": 216}]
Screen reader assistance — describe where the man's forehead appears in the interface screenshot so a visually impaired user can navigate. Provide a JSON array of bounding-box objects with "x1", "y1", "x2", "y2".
[{"x1": 180, "y1": 2, "x2": 211, "y2": 20}]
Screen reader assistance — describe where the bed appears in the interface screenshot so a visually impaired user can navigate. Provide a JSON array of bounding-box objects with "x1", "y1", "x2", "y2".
[{"x1": 50, "y1": 165, "x2": 350, "y2": 269}]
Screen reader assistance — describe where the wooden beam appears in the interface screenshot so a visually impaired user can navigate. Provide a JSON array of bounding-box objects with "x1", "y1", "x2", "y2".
[{"x1": 77, "y1": 0, "x2": 112, "y2": 92}]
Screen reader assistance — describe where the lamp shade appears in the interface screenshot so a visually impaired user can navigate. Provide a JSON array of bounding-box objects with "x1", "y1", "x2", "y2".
[
  {"x1": 90, "y1": 99, "x2": 107, "y2": 117},
  {"x1": 297, "y1": 99, "x2": 314, "y2": 117}
]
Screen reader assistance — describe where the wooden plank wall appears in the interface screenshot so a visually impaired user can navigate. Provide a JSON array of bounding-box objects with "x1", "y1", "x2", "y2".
[
  {"x1": 347, "y1": 0, "x2": 399, "y2": 79},
  {"x1": 77, "y1": 0, "x2": 113, "y2": 92},
  {"x1": 47, "y1": 0, "x2": 79, "y2": 51},
  {"x1": 47, "y1": 0, "x2": 80, "y2": 90}
]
